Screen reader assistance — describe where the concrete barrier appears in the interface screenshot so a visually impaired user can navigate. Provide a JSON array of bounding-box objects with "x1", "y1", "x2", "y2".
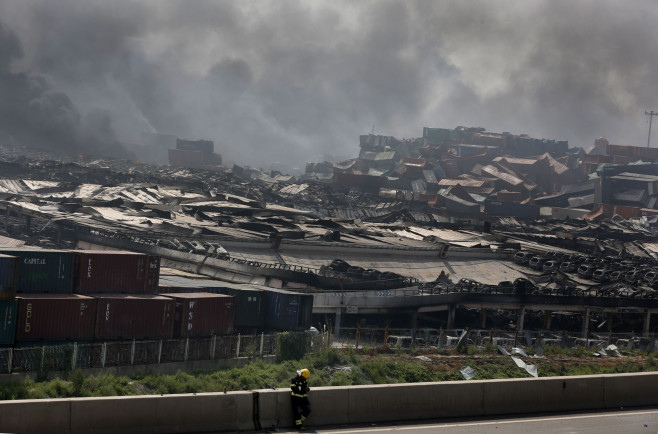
[
  {"x1": 483, "y1": 375, "x2": 605, "y2": 416},
  {"x1": 69, "y1": 392, "x2": 254, "y2": 434},
  {"x1": 347, "y1": 382, "x2": 484, "y2": 424},
  {"x1": 0, "y1": 398, "x2": 70, "y2": 434},
  {"x1": 1, "y1": 373, "x2": 658, "y2": 433},
  {"x1": 604, "y1": 372, "x2": 658, "y2": 409}
]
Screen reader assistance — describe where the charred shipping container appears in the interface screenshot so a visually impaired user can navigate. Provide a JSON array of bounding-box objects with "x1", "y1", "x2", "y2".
[
  {"x1": 15, "y1": 294, "x2": 95, "y2": 342},
  {"x1": 94, "y1": 294, "x2": 174, "y2": 340},
  {"x1": 73, "y1": 251, "x2": 151, "y2": 293},
  {"x1": 161, "y1": 293, "x2": 234, "y2": 337},
  {"x1": 0, "y1": 248, "x2": 74, "y2": 294}
]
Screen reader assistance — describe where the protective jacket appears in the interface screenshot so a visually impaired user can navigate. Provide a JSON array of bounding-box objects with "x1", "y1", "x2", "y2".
[{"x1": 290, "y1": 374, "x2": 309, "y2": 398}]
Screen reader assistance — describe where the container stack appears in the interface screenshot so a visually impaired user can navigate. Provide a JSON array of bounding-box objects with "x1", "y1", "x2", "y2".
[
  {"x1": 0, "y1": 247, "x2": 175, "y2": 344},
  {"x1": 160, "y1": 276, "x2": 313, "y2": 333}
]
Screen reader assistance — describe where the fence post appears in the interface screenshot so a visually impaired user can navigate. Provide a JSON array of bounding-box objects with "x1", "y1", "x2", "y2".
[
  {"x1": 158, "y1": 340, "x2": 163, "y2": 364},
  {"x1": 72, "y1": 342, "x2": 78, "y2": 370},
  {"x1": 131, "y1": 340, "x2": 136, "y2": 365},
  {"x1": 184, "y1": 338, "x2": 189, "y2": 362},
  {"x1": 101, "y1": 342, "x2": 106, "y2": 368},
  {"x1": 8, "y1": 348, "x2": 12, "y2": 374},
  {"x1": 259, "y1": 332, "x2": 264, "y2": 357},
  {"x1": 236, "y1": 334, "x2": 241, "y2": 358}
]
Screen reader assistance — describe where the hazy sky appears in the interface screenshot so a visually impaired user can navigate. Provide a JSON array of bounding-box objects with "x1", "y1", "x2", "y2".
[{"x1": 1, "y1": 1, "x2": 657, "y2": 167}]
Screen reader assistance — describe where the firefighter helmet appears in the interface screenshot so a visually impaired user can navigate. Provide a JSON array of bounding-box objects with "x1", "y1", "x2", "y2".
[{"x1": 300, "y1": 368, "x2": 310, "y2": 379}]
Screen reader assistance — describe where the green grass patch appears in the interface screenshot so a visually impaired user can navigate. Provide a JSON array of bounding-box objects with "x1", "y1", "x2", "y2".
[{"x1": 3, "y1": 347, "x2": 658, "y2": 400}]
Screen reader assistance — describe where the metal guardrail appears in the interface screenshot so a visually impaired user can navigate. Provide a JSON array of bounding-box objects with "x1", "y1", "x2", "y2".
[{"x1": 0, "y1": 332, "x2": 327, "y2": 374}]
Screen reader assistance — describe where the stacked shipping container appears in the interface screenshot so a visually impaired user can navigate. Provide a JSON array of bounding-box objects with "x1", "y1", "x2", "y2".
[
  {"x1": 94, "y1": 295, "x2": 174, "y2": 340},
  {"x1": 0, "y1": 247, "x2": 313, "y2": 345},
  {"x1": 161, "y1": 293, "x2": 235, "y2": 337},
  {"x1": 0, "y1": 248, "x2": 74, "y2": 293},
  {"x1": 15, "y1": 294, "x2": 95, "y2": 342},
  {"x1": 73, "y1": 250, "x2": 150, "y2": 293}
]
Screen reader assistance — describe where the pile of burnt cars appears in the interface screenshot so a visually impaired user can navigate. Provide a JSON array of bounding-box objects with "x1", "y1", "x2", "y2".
[{"x1": 513, "y1": 250, "x2": 658, "y2": 286}]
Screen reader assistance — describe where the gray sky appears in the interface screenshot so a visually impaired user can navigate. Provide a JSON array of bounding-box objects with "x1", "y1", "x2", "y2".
[{"x1": 0, "y1": 1, "x2": 656, "y2": 167}]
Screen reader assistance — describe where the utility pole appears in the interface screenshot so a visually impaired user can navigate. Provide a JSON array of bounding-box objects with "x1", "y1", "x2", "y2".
[{"x1": 645, "y1": 110, "x2": 658, "y2": 148}]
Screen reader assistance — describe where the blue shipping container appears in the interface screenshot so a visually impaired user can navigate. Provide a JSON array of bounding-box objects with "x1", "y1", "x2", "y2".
[{"x1": 264, "y1": 289, "x2": 301, "y2": 331}]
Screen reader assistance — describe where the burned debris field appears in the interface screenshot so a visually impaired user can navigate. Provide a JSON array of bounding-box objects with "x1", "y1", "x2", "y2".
[{"x1": 0, "y1": 124, "x2": 654, "y2": 345}]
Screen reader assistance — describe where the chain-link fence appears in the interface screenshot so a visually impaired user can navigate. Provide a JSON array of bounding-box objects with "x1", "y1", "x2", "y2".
[
  {"x1": 0, "y1": 332, "x2": 329, "y2": 374},
  {"x1": 332, "y1": 327, "x2": 658, "y2": 352}
]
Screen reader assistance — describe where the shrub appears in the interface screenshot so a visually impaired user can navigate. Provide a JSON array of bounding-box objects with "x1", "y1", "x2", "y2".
[{"x1": 276, "y1": 332, "x2": 310, "y2": 361}]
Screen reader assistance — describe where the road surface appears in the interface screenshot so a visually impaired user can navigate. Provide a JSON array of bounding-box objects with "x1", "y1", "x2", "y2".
[{"x1": 265, "y1": 408, "x2": 658, "y2": 434}]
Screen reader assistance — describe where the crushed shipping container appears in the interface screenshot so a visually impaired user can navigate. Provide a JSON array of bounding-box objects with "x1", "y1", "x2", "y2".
[
  {"x1": 15, "y1": 294, "x2": 95, "y2": 342},
  {"x1": 161, "y1": 293, "x2": 235, "y2": 337}
]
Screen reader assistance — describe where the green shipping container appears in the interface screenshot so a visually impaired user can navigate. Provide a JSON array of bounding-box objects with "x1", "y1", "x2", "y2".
[
  {"x1": 0, "y1": 300, "x2": 17, "y2": 345},
  {"x1": 217, "y1": 287, "x2": 265, "y2": 329},
  {"x1": 0, "y1": 248, "x2": 74, "y2": 294}
]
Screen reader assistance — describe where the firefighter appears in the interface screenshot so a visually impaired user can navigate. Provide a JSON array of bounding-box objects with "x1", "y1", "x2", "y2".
[{"x1": 290, "y1": 368, "x2": 311, "y2": 430}]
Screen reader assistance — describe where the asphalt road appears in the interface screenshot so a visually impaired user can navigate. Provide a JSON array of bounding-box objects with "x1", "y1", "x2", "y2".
[{"x1": 265, "y1": 408, "x2": 658, "y2": 434}]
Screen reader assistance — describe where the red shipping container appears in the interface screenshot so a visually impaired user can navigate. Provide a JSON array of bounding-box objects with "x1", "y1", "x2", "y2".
[
  {"x1": 94, "y1": 294, "x2": 174, "y2": 340},
  {"x1": 16, "y1": 294, "x2": 96, "y2": 342},
  {"x1": 73, "y1": 251, "x2": 148, "y2": 293},
  {"x1": 161, "y1": 293, "x2": 235, "y2": 337},
  {"x1": 145, "y1": 255, "x2": 161, "y2": 294}
]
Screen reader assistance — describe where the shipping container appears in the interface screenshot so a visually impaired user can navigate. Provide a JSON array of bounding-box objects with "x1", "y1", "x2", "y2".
[
  {"x1": 264, "y1": 288, "x2": 301, "y2": 331},
  {"x1": 93, "y1": 294, "x2": 174, "y2": 340},
  {"x1": 161, "y1": 293, "x2": 234, "y2": 337},
  {"x1": 298, "y1": 294, "x2": 314, "y2": 330},
  {"x1": 0, "y1": 254, "x2": 17, "y2": 300},
  {"x1": 0, "y1": 248, "x2": 74, "y2": 294},
  {"x1": 0, "y1": 300, "x2": 17, "y2": 345},
  {"x1": 216, "y1": 287, "x2": 265, "y2": 329},
  {"x1": 73, "y1": 251, "x2": 148, "y2": 293},
  {"x1": 176, "y1": 138, "x2": 214, "y2": 153},
  {"x1": 145, "y1": 255, "x2": 161, "y2": 293},
  {"x1": 15, "y1": 294, "x2": 95, "y2": 342}
]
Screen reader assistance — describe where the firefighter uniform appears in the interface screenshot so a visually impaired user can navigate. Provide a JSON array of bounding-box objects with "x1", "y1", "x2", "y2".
[{"x1": 290, "y1": 369, "x2": 311, "y2": 429}]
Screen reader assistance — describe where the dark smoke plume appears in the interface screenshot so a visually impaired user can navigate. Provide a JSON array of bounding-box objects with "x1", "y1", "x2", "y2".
[
  {"x1": 0, "y1": 19, "x2": 131, "y2": 158},
  {"x1": 1, "y1": 1, "x2": 657, "y2": 167}
]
